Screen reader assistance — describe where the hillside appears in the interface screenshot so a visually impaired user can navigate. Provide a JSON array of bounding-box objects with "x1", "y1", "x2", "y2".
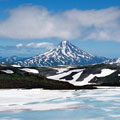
[
  {"x1": 47, "y1": 64, "x2": 120, "y2": 86},
  {"x1": 0, "y1": 64, "x2": 95, "y2": 89},
  {"x1": 0, "y1": 64, "x2": 120, "y2": 89}
]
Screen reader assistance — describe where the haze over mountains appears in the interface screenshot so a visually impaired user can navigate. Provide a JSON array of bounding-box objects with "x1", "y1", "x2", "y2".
[{"x1": 0, "y1": 41, "x2": 120, "y2": 66}]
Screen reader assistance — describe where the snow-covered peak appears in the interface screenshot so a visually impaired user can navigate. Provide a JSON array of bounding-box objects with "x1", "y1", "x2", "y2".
[
  {"x1": 61, "y1": 40, "x2": 67, "y2": 46},
  {"x1": 56, "y1": 40, "x2": 94, "y2": 58},
  {"x1": 59, "y1": 40, "x2": 72, "y2": 48},
  {"x1": 20, "y1": 41, "x2": 108, "y2": 66},
  {"x1": 59, "y1": 41, "x2": 68, "y2": 49}
]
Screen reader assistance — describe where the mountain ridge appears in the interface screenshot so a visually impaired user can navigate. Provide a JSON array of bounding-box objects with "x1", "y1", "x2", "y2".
[{"x1": 104, "y1": 58, "x2": 120, "y2": 65}]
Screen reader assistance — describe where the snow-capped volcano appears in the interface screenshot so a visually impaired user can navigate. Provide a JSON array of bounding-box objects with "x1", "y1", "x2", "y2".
[{"x1": 20, "y1": 41, "x2": 108, "y2": 66}]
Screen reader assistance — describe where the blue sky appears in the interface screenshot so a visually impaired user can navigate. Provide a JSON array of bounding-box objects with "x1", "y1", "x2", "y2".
[{"x1": 0, "y1": 0, "x2": 120, "y2": 58}]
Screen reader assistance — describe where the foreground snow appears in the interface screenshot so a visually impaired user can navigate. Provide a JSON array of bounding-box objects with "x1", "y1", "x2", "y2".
[
  {"x1": 0, "y1": 89, "x2": 120, "y2": 113},
  {"x1": 20, "y1": 68, "x2": 39, "y2": 74},
  {"x1": 0, "y1": 89, "x2": 80, "y2": 112}
]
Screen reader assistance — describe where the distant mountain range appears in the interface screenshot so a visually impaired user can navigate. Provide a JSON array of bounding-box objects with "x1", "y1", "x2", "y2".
[
  {"x1": 104, "y1": 58, "x2": 120, "y2": 65},
  {"x1": 0, "y1": 41, "x2": 120, "y2": 66},
  {"x1": 0, "y1": 56, "x2": 27, "y2": 64}
]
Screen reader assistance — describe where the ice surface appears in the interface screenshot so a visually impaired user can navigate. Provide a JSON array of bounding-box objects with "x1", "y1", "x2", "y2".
[
  {"x1": 0, "y1": 89, "x2": 120, "y2": 112},
  {"x1": 0, "y1": 89, "x2": 81, "y2": 112},
  {"x1": 0, "y1": 89, "x2": 120, "y2": 120}
]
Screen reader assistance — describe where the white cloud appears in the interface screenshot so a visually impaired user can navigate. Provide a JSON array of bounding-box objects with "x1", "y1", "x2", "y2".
[
  {"x1": 16, "y1": 42, "x2": 55, "y2": 49},
  {"x1": 0, "y1": 42, "x2": 55, "y2": 57},
  {"x1": 16, "y1": 43, "x2": 23, "y2": 48},
  {"x1": 0, "y1": 6, "x2": 120, "y2": 41},
  {"x1": 26, "y1": 42, "x2": 55, "y2": 49}
]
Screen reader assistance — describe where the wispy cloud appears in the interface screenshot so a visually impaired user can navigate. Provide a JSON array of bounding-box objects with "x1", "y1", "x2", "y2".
[
  {"x1": 16, "y1": 42, "x2": 55, "y2": 49},
  {"x1": 25, "y1": 42, "x2": 55, "y2": 49},
  {"x1": 16, "y1": 43, "x2": 23, "y2": 48},
  {"x1": 0, "y1": 42, "x2": 55, "y2": 57},
  {"x1": 0, "y1": 5, "x2": 120, "y2": 41}
]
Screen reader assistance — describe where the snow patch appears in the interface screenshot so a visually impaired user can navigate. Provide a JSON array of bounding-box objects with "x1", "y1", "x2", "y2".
[
  {"x1": 20, "y1": 68, "x2": 39, "y2": 74},
  {"x1": 53, "y1": 68, "x2": 69, "y2": 73},
  {"x1": 74, "y1": 69, "x2": 116, "y2": 86},
  {"x1": 47, "y1": 69, "x2": 84, "y2": 81},
  {"x1": 48, "y1": 68, "x2": 116, "y2": 86},
  {"x1": 70, "y1": 71, "x2": 83, "y2": 84},
  {"x1": 52, "y1": 66, "x2": 75, "y2": 74},
  {"x1": 74, "y1": 74, "x2": 95, "y2": 86},
  {"x1": 1, "y1": 70, "x2": 14, "y2": 74},
  {"x1": 96, "y1": 69, "x2": 116, "y2": 77},
  {"x1": 11, "y1": 64, "x2": 21, "y2": 67}
]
